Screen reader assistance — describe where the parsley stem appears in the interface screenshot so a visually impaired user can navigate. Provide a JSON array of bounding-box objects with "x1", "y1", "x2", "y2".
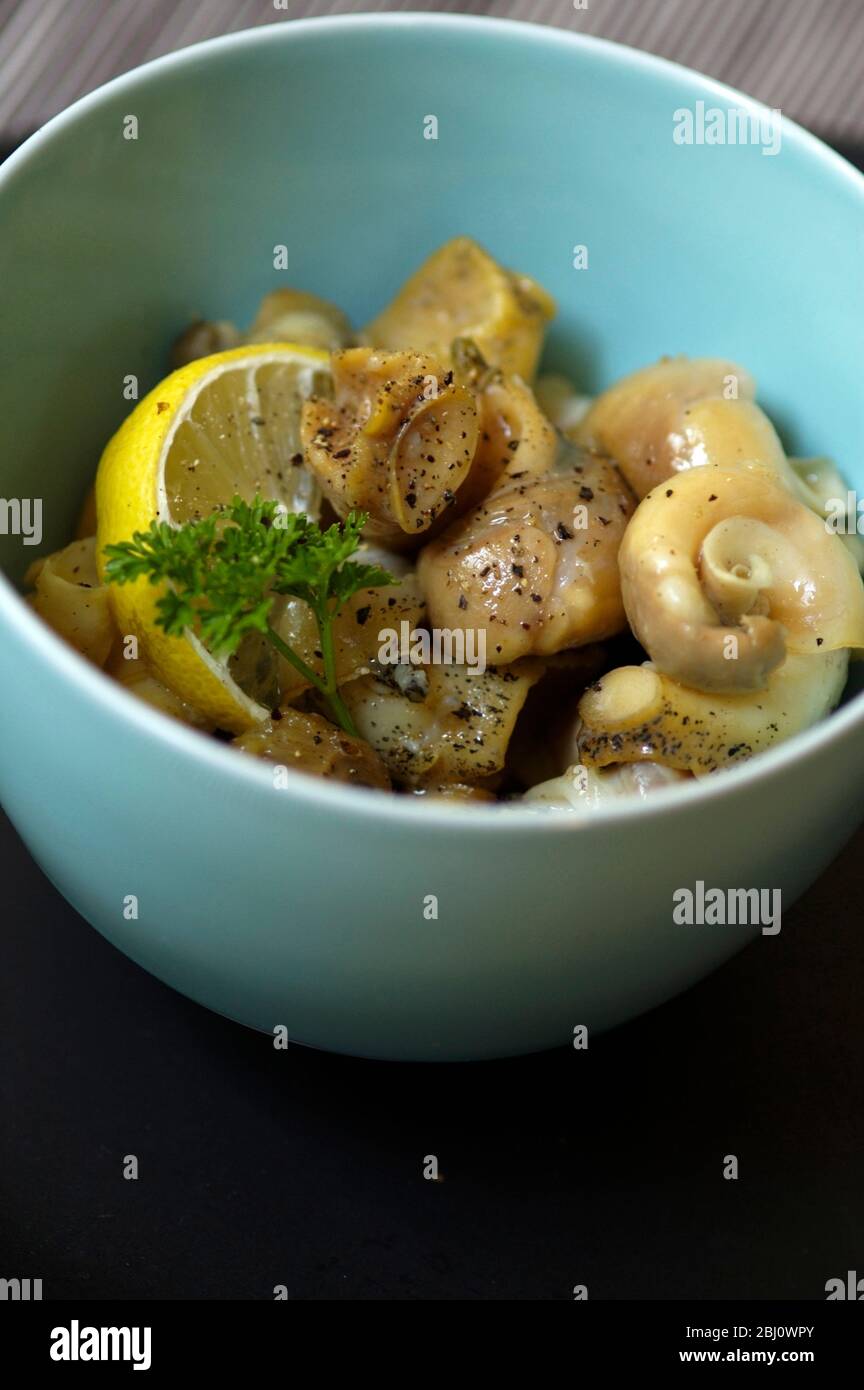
[
  {"x1": 265, "y1": 624, "x2": 320, "y2": 688},
  {"x1": 325, "y1": 686, "x2": 360, "y2": 740},
  {"x1": 265, "y1": 622, "x2": 359, "y2": 739},
  {"x1": 319, "y1": 604, "x2": 360, "y2": 738}
]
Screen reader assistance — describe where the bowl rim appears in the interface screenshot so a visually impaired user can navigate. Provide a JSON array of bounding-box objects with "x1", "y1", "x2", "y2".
[{"x1": 1, "y1": 10, "x2": 863, "y2": 837}]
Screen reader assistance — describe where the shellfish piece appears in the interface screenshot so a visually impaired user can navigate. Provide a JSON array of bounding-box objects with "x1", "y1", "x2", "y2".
[
  {"x1": 534, "y1": 373, "x2": 593, "y2": 434},
  {"x1": 619, "y1": 462, "x2": 864, "y2": 693},
  {"x1": 171, "y1": 287, "x2": 352, "y2": 368},
  {"x1": 341, "y1": 659, "x2": 542, "y2": 788},
  {"x1": 418, "y1": 452, "x2": 634, "y2": 663},
  {"x1": 452, "y1": 368, "x2": 559, "y2": 515},
  {"x1": 246, "y1": 287, "x2": 354, "y2": 353},
  {"x1": 410, "y1": 782, "x2": 498, "y2": 803},
  {"x1": 788, "y1": 455, "x2": 864, "y2": 570},
  {"x1": 106, "y1": 648, "x2": 214, "y2": 730},
  {"x1": 575, "y1": 356, "x2": 773, "y2": 497},
  {"x1": 26, "y1": 536, "x2": 116, "y2": 668},
  {"x1": 272, "y1": 567, "x2": 426, "y2": 704},
  {"x1": 523, "y1": 760, "x2": 690, "y2": 811},
  {"x1": 233, "y1": 708, "x2": 391, "y2": 790},
  {"x1": 300, "y1": 347, "x2": 479, "y2": 547},
  {"x1": 170, "y1": 318, "x2": 241, "y2": 369},
  {"x1": 577, "y1": 651, "x2": 849, "y2": 776},
  {"x1": 362, "y1": 237, "x2": 555, "y2": 380}
]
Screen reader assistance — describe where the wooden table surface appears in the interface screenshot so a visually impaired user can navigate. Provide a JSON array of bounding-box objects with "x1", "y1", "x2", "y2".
[{"x1": 1, "y1": 0, "x2": 862, "y2": 144}]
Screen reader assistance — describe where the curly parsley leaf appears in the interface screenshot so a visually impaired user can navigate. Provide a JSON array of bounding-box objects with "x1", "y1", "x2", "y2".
[{"x1": 103, "y1": 497, "x2": 395, "y2": 734}]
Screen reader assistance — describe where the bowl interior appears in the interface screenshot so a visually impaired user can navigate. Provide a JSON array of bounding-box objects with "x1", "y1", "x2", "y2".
[{"x1": 1, "y1": 14, "x2": 863, "y2": 719}]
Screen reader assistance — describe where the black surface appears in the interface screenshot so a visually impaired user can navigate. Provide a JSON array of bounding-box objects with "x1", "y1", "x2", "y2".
[
  {"x1": 1, "y1": 810, "x2": 862, "y2": 1300},
  {"x1": 1, "y1": 137, "x2": 863, "y2": 1303}
]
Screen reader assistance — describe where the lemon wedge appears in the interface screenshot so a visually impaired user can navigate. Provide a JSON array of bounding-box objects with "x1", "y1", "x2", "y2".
[{"x1": 96, "y1": 343, "x2": 330, "y2": 732}]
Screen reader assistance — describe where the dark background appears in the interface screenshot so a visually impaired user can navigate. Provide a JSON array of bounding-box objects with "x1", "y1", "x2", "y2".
[
  {"x1": 2, "y1": 3, "x2": 863, "y2": 1300},
  {"x1": 1, "y1": 805, "x2": 862, "y2": 1300}
]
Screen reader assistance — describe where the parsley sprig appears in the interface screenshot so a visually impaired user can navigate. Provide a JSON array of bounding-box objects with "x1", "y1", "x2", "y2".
[{"x1": 103, "y1": 497, "x2": 394, "y2": 736}]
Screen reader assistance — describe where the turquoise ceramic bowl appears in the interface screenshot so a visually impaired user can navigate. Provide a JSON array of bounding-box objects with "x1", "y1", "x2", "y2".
[{"x1": 1, "y1": 16, "x2": 862, "y2": 1060}]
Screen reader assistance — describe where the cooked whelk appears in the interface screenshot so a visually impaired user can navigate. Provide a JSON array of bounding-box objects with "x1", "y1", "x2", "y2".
[
  {"x1": 107, "y1": 649, "x2": 214, "y2": 729},
  {"x1": 362, "y1": 236, "x2": 555, "y2": 381},
  {"x1": 300, "y1": 348, "x2": 479, "y2": 547},
  {"x1": 534, "y1": 373, "x2": 593, "y2": 434},
  {"x1": 576, "y1": 651, "x2": 849, "y2": 776},
  {"x1": 171, "y1": 287, "x2": 352, "y2": 368},
  {"x1": 446, "y1": 338, "x2": 558, "y2": 516},
  {"x1": 272, "y1": 567, "x2": 426, "y2": 704},
  {"x1": 234, "y1": 708, "x2": 391, "y2": 790},
  {"x1": 26, "y1": 537, "x2": 116, "y2": 668},
  {"x1": 341, "y1": 660, "x2": 542, "y2": 788},
  {"x1": 619, "y1": 462, "x2": 864, "y2": 694},
  {"x1": 245, "y1": 288, "x2": 353, "y2": 353},
  {"x1": 524, "y1": 760, "x2": 690, "y2": 811},
  {"x1": 171, "y1": 319, "x2": 241, "y2": 369},
  {"x1": 573, "y1": 356, "x2": 798, "y2": 497},
  {"x1": 788, "y1": 456, "x2": 864, "y2": 570},
  {"x1": 418, "y1": 452, "x2": 634, "y2": 664}
]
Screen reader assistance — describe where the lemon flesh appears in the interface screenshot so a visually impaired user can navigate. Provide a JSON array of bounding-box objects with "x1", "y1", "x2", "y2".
[{"x1": 96, "y1": 344, "x2": 330, "y2": 732}]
